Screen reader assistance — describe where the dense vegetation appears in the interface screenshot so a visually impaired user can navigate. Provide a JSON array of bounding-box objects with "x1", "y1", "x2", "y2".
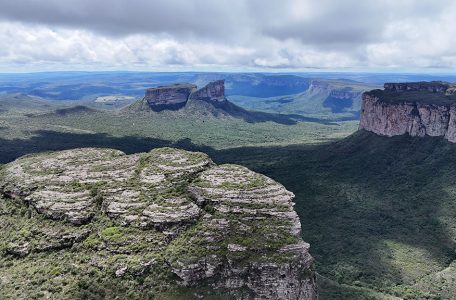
[
  {"x1": 214, "y1": 131, "x2": 456, "y2": 299},
  {"x1": 366, "y1": 89, "x2": 456, "y2": 105},
  {"x1": 2, "y1": 91, "x2": 456, "y2": 298}
]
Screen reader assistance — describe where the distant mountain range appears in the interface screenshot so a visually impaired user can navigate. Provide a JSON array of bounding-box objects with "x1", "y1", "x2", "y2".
[{"x1": 1, "y1": 72, "x2": 455, "y2": 120}]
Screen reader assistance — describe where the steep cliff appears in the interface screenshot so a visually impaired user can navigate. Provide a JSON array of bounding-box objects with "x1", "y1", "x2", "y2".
[
  {"x1": 138, "y1": 81, "x2": 228, "y2": 112},
  {"x1": 359, "y1": 82, "x2": 456, "y2": 142},
  {"x1": 189, "y1": 79, "x2": 227, "y2": 103},
  {"x1": 0, "y1": 148, "x2": 317, "y2": 299},
  {"x1": 144, "y1": 83, "x2": 197, "y2": 112}
]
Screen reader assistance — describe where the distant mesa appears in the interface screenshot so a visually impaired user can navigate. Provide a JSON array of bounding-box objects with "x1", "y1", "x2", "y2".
[
  {"x1": 359, "y1": 81, "x2": 456, "y2": 142},
  {"x1": 188, "y1": 80, "x2": 227, "y2": 103},
  {"x1": 144, "y1": 80, "x2": 227, "y2": 112},
  {"x1": 145, "y1": 83, "x2": 197, "y2": 112}
]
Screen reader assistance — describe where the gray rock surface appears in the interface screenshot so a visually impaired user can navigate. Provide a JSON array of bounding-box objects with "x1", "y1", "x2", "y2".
[
  {"x1": 145, "y1": 83, "x2": 197, "y2": 111},
  {"x1": 359, "y1": 82, "x2": 456, "y2": 142},
  {"x1": 0, "y1": 147, "x2": 317, "y2": 299},
  {"x1": 137, "y1": 80, "x2": 228, "y2": 112},
  {"x1": 189, "y1": 80, "x2": 227, "y2": 103}
]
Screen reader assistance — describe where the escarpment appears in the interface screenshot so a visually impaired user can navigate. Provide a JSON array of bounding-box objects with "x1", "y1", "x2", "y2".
[
  {"x1": 0, "y1": 148, "x2": 317, "y2": 299},
  {"x1": 141, "y1": 80, "x2": 227, "y2": 112},
  {"x1": 309, "y1": 80, "x2": 363, "y2": 100},
  {"x1": 359, "y1": 81, "x2": 456, "y2": 142}
]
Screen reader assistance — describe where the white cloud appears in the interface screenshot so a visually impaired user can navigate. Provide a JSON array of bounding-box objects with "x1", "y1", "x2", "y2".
[{"x1": 0, "y1": 0, "x2": 455, "y2": 71}]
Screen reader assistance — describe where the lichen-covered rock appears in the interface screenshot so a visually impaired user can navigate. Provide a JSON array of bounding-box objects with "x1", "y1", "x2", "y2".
[
  {"x1": 0, "y1": 147, "x2": 317, "y2": 299},
  {"x1": 359, "y1": 82, "x2": 456, "y2": 142}
]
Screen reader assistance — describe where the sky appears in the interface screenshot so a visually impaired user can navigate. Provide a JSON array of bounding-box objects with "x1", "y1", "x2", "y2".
[{"x1": 0, "y1": 0, "x2": 455, "y2": 72}]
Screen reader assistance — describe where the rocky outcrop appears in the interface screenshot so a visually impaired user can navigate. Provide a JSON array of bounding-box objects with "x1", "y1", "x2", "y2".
[
  {"x1": 140, "y1": 81, "x2": 228, "y2": 112},
  {"x1": 309, "y1": 80, "x2": 362, "y2": 100},
  {"x1": 0, "y1": 148, "x2": 317, "y2": 299},
  {"x1": 189, "y1": 80, "x2": 227, "y2": 103},
  {"x1": 145, "y1": 84, "x2": 197, "y2": 111},
  {"x1": 359, "y1": 82, "x2": 456, "y2": 142}
]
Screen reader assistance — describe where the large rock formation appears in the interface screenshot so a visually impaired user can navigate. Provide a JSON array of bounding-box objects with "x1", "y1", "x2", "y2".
[
  {"x1": 144, "y1": 83, "x2": 197, "y2": 111},
  {"x1": 359, "y1": 82, "x2": 456, "y2": 142},
  {"x1": 0, "y1": 148, "x2": 317, "y2": 299},
  {"x1": 189, "y1": 80, "x2": 227, "y2": 103},
  {"x1": 141, "y1": 81, "x2": 227, "y2": 112}
]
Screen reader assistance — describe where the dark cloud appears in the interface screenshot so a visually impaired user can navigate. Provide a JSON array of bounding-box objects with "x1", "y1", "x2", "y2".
[
  {"x1": 0, "y1": 0, "x2": 249, "y2": 39},
  {"x1": 0, "y1": 0, "x2": 454, "y2": 70}
]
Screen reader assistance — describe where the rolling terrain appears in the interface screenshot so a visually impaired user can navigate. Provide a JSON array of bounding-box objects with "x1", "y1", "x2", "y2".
[{"x1": 2, "y1": 75, "x2": 456, "y2": 299}]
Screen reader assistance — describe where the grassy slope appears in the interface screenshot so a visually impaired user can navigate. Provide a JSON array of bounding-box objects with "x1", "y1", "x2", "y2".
[{"x1": 0, "y1": 100, "x2": 357, "y2": 164}]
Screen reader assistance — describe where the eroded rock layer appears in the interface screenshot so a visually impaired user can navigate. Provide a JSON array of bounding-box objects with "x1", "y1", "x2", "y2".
[
  {"x1": 189, "y1": 80, "x2": 227, "y2": 103},
  {"x1": 0, "y1": 147, "x2": 317, "y2": 299},
  {"x1": 145, "y1": 84, "x2": 197, "y2": 111},
  {"x1": 359, "y1": 82, "x2": 456, "y2": 142},
  {"x1": 140, "y1": 80, "x2": 228, "y2": 112}
]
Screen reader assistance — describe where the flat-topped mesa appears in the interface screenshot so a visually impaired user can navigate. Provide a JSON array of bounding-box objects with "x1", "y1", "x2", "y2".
[
  {"x1": 0, "y1": 147, "x2": 317, "y2": 299},
  {"x1": 189, "y1": 79, "x2": 227, "y2": 103},
  {"x1": 142, "y1": 80, "x2": 228, "y2": 112},
  {"x1": 359, "y1": 81, "x2": 456, "y2": 142},
  {"x1": 309, "y1": 80, "x2": 363, "y2": 99},
  {"x1": 144, "y1": 83, "x2": 197, "y2": 112}
]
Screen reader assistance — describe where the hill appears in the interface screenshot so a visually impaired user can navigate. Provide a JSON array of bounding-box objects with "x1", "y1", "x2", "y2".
[{"x1": 0, "y1": 147, "x2": 317, "y2": 299}]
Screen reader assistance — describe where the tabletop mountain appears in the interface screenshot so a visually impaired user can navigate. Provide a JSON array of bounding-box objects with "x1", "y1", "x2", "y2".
[{"x1": 359, "y1": 81, "x2": 456, "y2": 142}]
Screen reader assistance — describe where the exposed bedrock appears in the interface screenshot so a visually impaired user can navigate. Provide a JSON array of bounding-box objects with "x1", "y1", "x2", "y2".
[
  {"x1": 0, "y1": 147, "x2": 317, "y2": 299},
  {"x1": 189, "y1": 79, "x2": 227, "y2": 103},
  {"x1": 144, "y1": 83, "x2": 197, "y2": 111},
  {"x1": 359, "y1": 82, "x2": 456, "y2": 142},
  {"x1": 141, "y1": 80, "x2": 228, "y2": 111}
]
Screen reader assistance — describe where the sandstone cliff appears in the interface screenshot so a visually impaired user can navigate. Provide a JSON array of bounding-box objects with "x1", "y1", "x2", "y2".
[
  {"x1": 189, "y1": 79, "x2": 227, "y2": 103},
  {"x1": 140, "y1": 80, "x2": 227, "y2": 112},
  {"x1": 0, "y1": 148, "x2": 317, "y2": 299},
  {"x1": 144, "y1": 83, "x2": 197, "y2": 111},
  {"x1": 359, "y1": 82, "x2": 456, "y2": 142}
]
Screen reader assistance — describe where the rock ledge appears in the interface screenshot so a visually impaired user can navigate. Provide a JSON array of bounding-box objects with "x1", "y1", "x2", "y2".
[{"x1": 0, "y1": 147, "x2": 317, "y2": 299}]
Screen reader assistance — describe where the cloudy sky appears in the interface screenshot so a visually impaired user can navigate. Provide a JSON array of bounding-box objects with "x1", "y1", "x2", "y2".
[{"x1": 0, "y1": 0, "x2": 455, "y2": 72}]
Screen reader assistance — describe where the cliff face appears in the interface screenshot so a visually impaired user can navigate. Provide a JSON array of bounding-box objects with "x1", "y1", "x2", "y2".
[
  {"x1": 0, "y1": 148, "x2": 317, "y2": 299},
  {"x1": 189, "y1": 79, "x2": 227, "y2": 103},
  {"x1": 309, "y1": 80, "x2": 362, "y2": 100},
  {"x1": 359, "y1": 82, "x2": 456, "y2": 142},
  {"x1": 145, "y1": 84, "x2": 197, "y2": 111},
  {"x1": 141, "y1": 81, "x2": 227, "y2": 112}
]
